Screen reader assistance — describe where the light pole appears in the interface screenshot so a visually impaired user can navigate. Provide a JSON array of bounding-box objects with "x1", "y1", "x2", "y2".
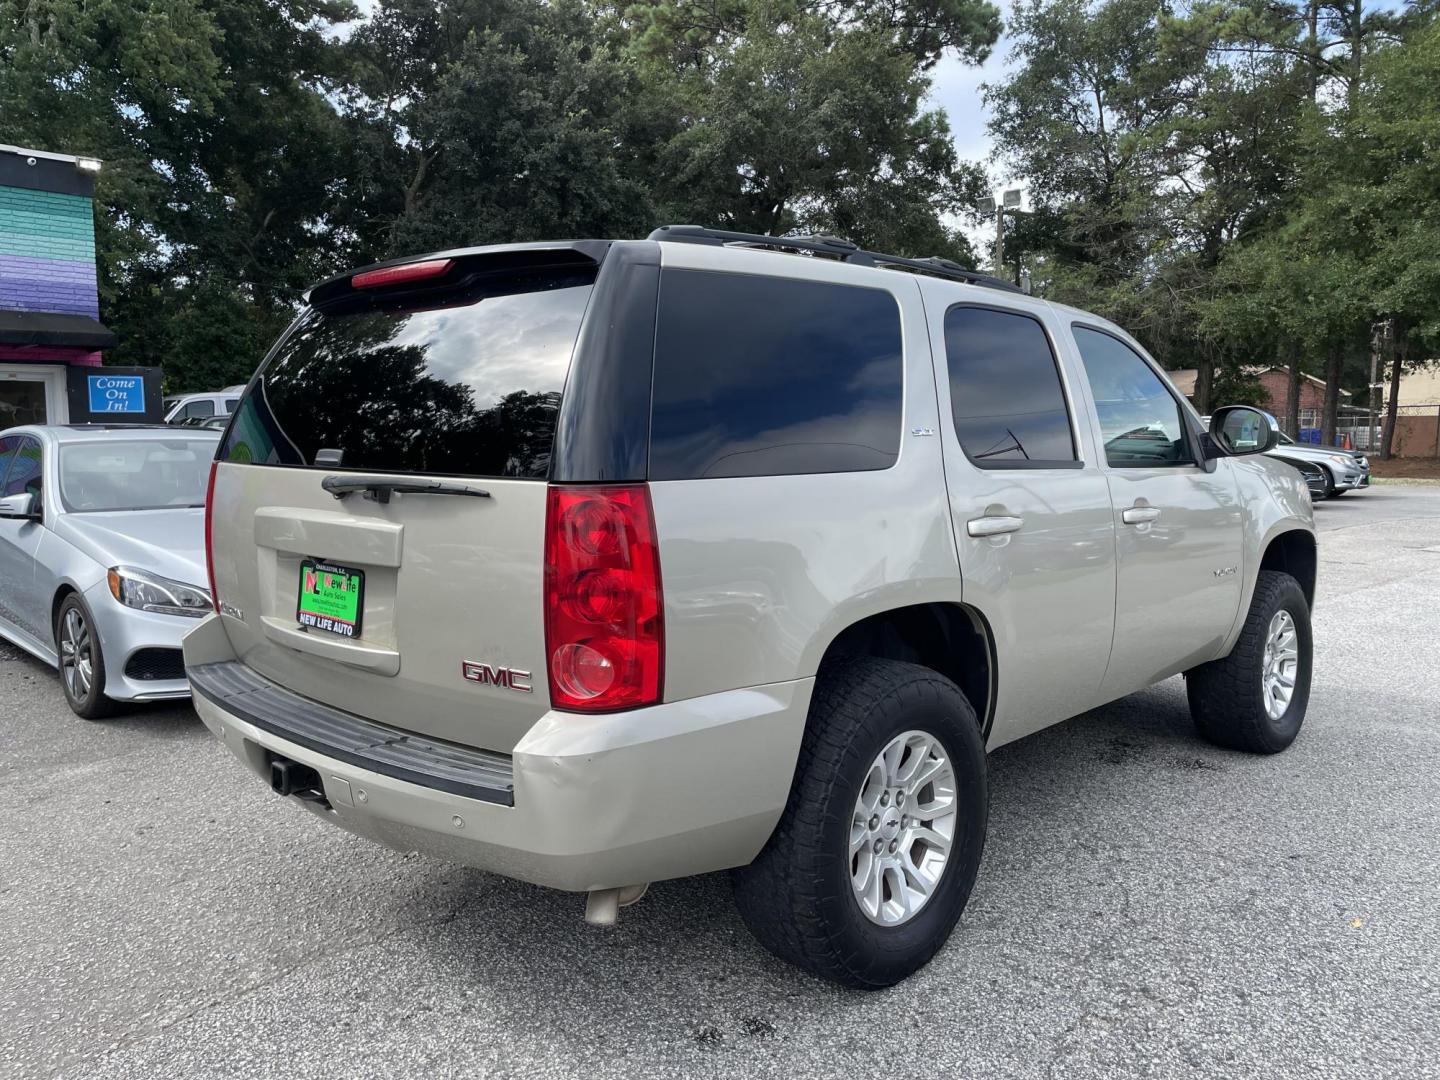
[{"x1": 979, "y1": 188, "x2": 1025, "y2": 282}]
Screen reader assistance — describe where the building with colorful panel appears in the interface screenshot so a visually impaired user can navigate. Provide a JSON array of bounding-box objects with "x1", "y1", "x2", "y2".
[{"x1": 1, "y1": 144, "x2": 120, "y2": 426}]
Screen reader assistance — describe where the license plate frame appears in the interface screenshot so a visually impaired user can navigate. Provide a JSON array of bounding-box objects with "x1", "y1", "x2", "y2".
[{"x1": 296, "y1": 559, "x2": 365, "y2": 639}]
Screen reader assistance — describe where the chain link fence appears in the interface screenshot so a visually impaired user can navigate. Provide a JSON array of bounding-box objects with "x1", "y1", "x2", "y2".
[{"x1": 1284, "y1": 405, "x2": 1440, "y2": 456}]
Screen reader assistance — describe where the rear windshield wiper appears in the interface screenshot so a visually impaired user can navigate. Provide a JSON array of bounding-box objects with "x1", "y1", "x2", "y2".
[{"x1": 321, "y1": 476, "x2": 492, "y2": 504}]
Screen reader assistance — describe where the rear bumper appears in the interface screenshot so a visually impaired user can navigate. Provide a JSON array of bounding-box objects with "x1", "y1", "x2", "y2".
[{"x1": 184, "y1": 617, "x2": 811, "y2": 892}]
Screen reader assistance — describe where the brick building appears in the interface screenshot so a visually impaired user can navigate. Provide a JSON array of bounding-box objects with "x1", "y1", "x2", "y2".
[
  {"x1": 0, "y1": 143, "x2": 124, "y2": 425},
  {"x1": 1168, "y1": 366, "x2": 1349, "y2": 432}
]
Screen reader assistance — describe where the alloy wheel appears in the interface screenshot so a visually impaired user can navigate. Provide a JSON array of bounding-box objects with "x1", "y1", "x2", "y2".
[
  {"x1": 1262, "y1": 609, "x2": 1299, "y2": 721},
  {"x1": 849, "y1": 730, "x2": 958, "y2": 926},
  {"x1": 60, "y1": 607, "x2": 94, "y2": 702}
]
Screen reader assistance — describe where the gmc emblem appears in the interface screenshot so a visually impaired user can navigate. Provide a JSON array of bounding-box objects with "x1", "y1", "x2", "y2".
[{"x1": 461, "y1": 661, "x2": 533, "y2": 694}]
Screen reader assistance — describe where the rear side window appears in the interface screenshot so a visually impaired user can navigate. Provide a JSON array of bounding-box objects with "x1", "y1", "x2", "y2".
[
  {"x1": 648, "y1": 270, "x2": 903, "y2": 480},
  {"x1": 944, "y1": 306, "x2": 1077, "y2": 467},
  {"x1": 222, "y1": 271, "x2": 595, "y2": 478}
]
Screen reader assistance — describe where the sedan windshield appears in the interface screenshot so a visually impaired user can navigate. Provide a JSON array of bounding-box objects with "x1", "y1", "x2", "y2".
[{"x1": 59, "y1": 439, "x2": 216, "y2": 512}]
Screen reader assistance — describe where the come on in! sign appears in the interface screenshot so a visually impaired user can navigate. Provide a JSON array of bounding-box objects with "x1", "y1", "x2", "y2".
[{"x1": 87, "y1": 374, "x2": 144, "y2": 414}]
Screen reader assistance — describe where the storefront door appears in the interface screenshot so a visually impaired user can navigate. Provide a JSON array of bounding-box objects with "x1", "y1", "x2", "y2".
[{"x1": 0, "y1": 365, "x2": 66, "y2": 427}]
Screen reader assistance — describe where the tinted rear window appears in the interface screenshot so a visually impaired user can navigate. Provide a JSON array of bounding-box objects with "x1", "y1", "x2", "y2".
[
  {"x1": 222, "y1": 272, "x2": 595, "y2": 478},
  {"x1": 944, "y1": 306, "x2": 1076, "y2": 466},
  {"x1": 649, "y1": 270, "x2": 903, "y2": 480}
]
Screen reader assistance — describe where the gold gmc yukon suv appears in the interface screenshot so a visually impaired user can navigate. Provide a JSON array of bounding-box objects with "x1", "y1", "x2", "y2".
[{"x1": 186, "y1": 226, "x2": 1316, "y2": 987}]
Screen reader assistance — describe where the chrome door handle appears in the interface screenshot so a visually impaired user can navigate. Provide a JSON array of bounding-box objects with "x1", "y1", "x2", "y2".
[
  {"x1": 967, "y1": 515, "x2": 1024, "y2": 538},
  {"x1": 1122, "y1": 506, "x2": 1161, "y2": 525}
]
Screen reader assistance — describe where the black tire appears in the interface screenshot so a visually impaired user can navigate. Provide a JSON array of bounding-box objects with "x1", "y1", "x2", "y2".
[
  {"x1": 55, "y1": 594, "x2": 119, "y2": 720},
  {"x1": 1321, "y1": 466, "x2": 1341, "y2": 498},
  {"x1": 1186, "y1": 570, "x2": 1311, "y2": 753},
  {"x1": 733, "y1": 657, "x2": 987, "y2": 989}
]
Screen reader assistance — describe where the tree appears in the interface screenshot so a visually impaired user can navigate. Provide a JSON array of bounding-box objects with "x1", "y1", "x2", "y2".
[
  {"x1": 646, "y1": 13, "x2": 987, "y2": 255},
  {"x1": 0, "y1": 0, "x2": 359, "y2": 390},
  {"x1": 335, "y1": 0, "x2": 655, "y2": 256}
]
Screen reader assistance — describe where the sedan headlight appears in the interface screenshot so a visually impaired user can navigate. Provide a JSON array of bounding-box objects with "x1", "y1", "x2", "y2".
[
  {"x1": 1328, "y1": 454, "x2": 1353, "y2": 467},
  {"x1": 107, "y1": 566, "x2": 213, "y2": 618}
]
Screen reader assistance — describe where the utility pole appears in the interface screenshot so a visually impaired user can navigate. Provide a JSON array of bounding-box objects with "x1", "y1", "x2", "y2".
[{"x1": 1368, "y1": 320, "x2": 1385, "y2": 452}]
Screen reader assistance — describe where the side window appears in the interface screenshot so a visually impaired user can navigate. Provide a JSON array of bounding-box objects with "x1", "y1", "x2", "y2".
[
  {"x1": 943, "y1": 306, "x2": 1077, "y2": 466},
  {"x1": 649, "y1": 270, "x2": 903, "y2": 480},
  {"x1": 3, "y1": 437, "x2": 43, "y2": 507},
  {"x1": 0, "y1": 436, "x2": 19, "y2": 490},
  {"x1": 1073, "y1": 327, "x2": 1193, "y2": 468},
  {"x1": 223, "y1": 398, "x2": 238, "y2": 414},
  {"x1": 187, "y1": 399, "x2": 216, "y2": 419}
]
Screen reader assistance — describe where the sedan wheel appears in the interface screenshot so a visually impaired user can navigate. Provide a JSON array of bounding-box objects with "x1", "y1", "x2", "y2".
[
  {"x1": 60, "y1": 607, "x2": 94, "y2": 700},
  {"x1": 56, "y1": 595, "x2": 118, "y2": 720}
]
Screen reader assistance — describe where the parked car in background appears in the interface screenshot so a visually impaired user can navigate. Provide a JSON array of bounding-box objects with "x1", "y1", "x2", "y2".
[
  {"x1": 1201, "y1": 416, "x2": 1369, "y2": 497},
  {"x1": 1270, "y1": 431, "x2": 1370, "y2": 496},
  {"x1": 187, "y1": 229, "x2": 1316, "y2": 989},
  {"x1": 1287, "y1": 456, "x2": 1331, "y2": 500},
  {"x1": 0, "y1": 425, "x2": 218, "y2": 717},
  {"x1": 163, "y1": 391, "x2": 240, "y2": 425}
]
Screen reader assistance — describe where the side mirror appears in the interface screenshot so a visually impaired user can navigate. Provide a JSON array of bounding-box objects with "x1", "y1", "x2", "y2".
[
  {"x1": 0, "y1": 492, "x2": 39, "y2": 520},
  {"x1": 0, "y1": 492, "x2": 37, "y2": 521},
  {"x1": 1209, "y1": 406, "x2": 1280, "y2": 457}
]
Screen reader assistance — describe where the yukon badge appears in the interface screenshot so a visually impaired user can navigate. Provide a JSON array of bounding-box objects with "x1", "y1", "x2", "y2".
[{"x1": 462, "y1": 661, "x2": 533, "y2": 693}]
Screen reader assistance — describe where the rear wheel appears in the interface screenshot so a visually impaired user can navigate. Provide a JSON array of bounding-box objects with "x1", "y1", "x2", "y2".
[
  {"x1": 56, "y1": 595, "x2": 119, "y2": 720},
  {"x1": 1186, "y1": 570, "x2": 1311, "y2": 753},
  {"x1": 733, "y1": 658, "x2": 987, "y2": 988}
]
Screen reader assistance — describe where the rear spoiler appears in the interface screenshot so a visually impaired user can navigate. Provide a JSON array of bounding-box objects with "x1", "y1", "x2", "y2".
[{"x1": 304, "y1": 241, "x2": 613, "y2": 312}]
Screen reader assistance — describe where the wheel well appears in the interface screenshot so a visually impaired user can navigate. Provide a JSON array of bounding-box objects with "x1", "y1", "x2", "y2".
[
  {"x1": 819, "y1": 603, "x2": 994, "y2": 738},
  {"x1": 1260, "y1": 530, "x2": 1316, "y2": 609}
]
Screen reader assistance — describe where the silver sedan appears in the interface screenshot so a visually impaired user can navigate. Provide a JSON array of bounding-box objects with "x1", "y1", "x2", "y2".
[{"x1": 0, "y1": 424, "x2": 218, "y2": 718}]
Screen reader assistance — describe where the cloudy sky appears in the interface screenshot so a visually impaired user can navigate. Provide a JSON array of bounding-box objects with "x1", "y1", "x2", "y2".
[{"x1": 924, "y1": 0, "x2": 1021, "y2": 191}]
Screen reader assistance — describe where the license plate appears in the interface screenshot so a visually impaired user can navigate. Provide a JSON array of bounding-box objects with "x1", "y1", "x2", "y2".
[{"x1": 297, "y1": 559, "x2": 365, "y2": 638}]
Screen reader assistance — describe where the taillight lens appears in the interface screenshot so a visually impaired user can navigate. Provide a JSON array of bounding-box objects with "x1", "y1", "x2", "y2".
[
  {"x1": 544, "y1": 485, "x2": 663, "y2": 711},
  {"x1": 203, "y1": 460, "x2": 219, "y2": 612}
]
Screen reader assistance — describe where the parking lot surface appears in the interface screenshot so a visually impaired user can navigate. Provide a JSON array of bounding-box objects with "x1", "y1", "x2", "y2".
[{"x1": 3, "y1": 486, "x2": 1438, "y2": 1079}]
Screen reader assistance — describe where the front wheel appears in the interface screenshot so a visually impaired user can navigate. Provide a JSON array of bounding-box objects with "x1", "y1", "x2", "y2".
[
  {"x1": 56, "y1": 594, "x2": 119, "y2": 720},
  {"x1": 733, "y1": 658, "x2": 988, "y2": 988},
  {"x1": 1186, "y1": 570, "x2": 1312, "y2": 753}
]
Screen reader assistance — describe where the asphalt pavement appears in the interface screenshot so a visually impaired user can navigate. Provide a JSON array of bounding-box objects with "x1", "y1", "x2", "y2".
[{"x1": 3, "y1": 485, "x2": 1439, "y2": 1079}]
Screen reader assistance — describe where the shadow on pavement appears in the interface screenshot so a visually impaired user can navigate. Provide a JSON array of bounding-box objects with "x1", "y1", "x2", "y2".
[{"x1": 403, "y1": 679, "x2": 1232, "y2": 1027}]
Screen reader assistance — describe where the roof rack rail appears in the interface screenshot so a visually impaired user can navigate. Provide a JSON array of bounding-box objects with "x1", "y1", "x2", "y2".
[{"x1": 646, "y1": 224, "x2": 1022, "y2": 294}]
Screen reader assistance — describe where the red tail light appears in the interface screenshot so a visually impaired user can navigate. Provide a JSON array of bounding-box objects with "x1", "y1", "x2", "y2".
[
  {"x1": 544, "y1": 485, "x2": 663, "y2": 712},
  {"x1": 204, "y1": 460, "x2": 219, "y2": 612}
]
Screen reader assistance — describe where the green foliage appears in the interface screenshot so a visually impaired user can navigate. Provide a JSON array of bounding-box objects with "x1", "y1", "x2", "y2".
[
  {"x1": 637, "y1": 2, "x2": 990, "y2": 257},
  {"x1": 2, "y1": 0, "x2": 1434, "y2": 403},
  {"x1": 987, "y1": 0, "x2": 1439, "y2": 420},
  {"x1": 0, "y1": 0, "x2": 999, "y2": 387},
  {"x1": 0, "y1": 0, "x2": 359, "y2": 389}
]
